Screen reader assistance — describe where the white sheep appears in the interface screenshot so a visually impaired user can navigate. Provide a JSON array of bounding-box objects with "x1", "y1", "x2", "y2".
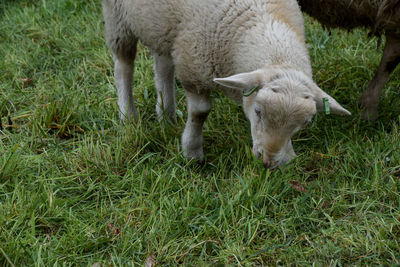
[
  {"x1": 102, "y1": 0, "x2": 350, "y2": 168},
  {"x1": 298, "y1": 0, "x2": 400, "y2": 120}
]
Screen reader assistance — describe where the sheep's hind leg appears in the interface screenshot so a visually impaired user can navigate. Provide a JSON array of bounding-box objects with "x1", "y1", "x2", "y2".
[
  {"x1": 181, "y1": 90, "x2": 211, "y2": 160},
  {"x1": 359, "y1": 36, "x2": 400, "y2": 120},
  {"x1": 113, "y1": 39, "x2": 138, "y2": 121},
  {"x1": 153, "y1": 52, "x2": 176, "y2": 122}
]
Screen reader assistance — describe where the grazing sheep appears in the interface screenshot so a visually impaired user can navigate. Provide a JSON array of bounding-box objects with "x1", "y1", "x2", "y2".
[
  {"x1": 102, "y1": 0, "x2": 350, "y2": 168},
  {"x1": 298, "y1": 0, "x2": 400, "y2": 120}
]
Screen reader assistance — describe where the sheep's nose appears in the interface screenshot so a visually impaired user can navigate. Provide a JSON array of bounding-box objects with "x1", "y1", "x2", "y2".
[{"x1": 263, "y1": 155, "x2": 276, "y2": 169}]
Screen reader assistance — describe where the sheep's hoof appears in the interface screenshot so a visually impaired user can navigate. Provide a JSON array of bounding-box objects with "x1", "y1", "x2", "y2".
[
  {"x1": 119, "y1": 111, "x2": 137, "y2": 122},
  {"x1": 157, "y1": 114, "x2": 176, "y2": 124},
  {"x1": 361, "y1": 109, "x2": 378, "y2": 121},
  {"x1": 156, "y1": 108, "x2": 176, "y2": 124},
  {"x1": 183, "y1": 148, "x2": 204, "y2": 162},
  {"x1": 359, "y1": 96, "x2": 378, "y2": 121}
]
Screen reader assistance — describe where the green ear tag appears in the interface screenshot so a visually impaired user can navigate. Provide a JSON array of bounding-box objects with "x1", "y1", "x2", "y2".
[
  {"x1": 242, "y1": 86, "x2": 259, "y2": 97},
  {"x1": 323, "y1": 97, "x2": 330, "y2": 115}
]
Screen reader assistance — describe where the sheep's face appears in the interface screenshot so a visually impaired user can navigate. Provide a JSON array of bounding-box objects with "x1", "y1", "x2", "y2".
[
  {"x1": 214, "y1": 68, "x2": 350, "y2": 169},
  {"x1": 248, "y1": 84, "x2": 316, "y2": 168}
]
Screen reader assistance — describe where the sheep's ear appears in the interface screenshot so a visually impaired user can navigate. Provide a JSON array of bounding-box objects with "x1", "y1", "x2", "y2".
[
  {"x1": 213, "y1": 70, "x2": 264, "y2": 90},
  {"x1": 312, "y1": 84, "x2": 351, "y2": 115}
]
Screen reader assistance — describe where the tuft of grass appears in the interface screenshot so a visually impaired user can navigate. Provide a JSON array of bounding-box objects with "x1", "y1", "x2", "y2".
[{"x1": 1, "y1": 1, "x2": 399, "y2": 265}]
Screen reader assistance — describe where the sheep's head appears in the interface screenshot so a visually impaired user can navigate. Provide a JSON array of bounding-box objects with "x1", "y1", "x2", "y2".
[{"x1": 214, "y1": 68, "x2": 350, "y2": 169}]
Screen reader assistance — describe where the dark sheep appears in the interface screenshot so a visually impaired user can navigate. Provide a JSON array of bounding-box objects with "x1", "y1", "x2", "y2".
[{"x1": 298, "y1": 0, "x2": 400, "y2": 120}]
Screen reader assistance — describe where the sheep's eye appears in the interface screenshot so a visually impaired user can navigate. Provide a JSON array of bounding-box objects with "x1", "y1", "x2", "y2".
[
  {"x1": 304, "y1": 95, "x2": 311, "y2": 100},
  {"x1": 255, "y1": 108, "x2": 262, "y2": 118},
  {"x1": 271, "y1": 88, "x2": 278, "y2": 93}
]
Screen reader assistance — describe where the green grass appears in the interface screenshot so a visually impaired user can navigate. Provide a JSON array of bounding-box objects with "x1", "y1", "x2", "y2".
[{"x1": 1, "y1": 0, "x2": 400, "y2": 265}]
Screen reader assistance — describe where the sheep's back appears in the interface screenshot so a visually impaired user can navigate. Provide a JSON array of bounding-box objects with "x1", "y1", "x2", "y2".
[{"x1": 298, "y1": 0, "x2": 400, "y2": 37}]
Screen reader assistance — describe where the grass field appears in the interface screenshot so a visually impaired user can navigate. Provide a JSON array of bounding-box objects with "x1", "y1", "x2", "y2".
[{"x1": 1, "y1": 0, "x2": 400, "y2": 265}]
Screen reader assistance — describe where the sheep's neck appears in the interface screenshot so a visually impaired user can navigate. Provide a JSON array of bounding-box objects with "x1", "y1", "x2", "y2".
[{"x1": 228, "y1": 21, "x2": 312, "y2": 77}]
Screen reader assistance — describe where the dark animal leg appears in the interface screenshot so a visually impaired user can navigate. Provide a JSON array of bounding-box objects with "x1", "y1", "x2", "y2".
[{"x1": 359, "y1": 35, "x2": 400, "y2": 120}]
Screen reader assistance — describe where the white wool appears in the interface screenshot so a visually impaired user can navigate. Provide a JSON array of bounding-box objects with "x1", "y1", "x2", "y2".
[{"x1": 102, "y1": 0, "x2": 350, "y2": 168}]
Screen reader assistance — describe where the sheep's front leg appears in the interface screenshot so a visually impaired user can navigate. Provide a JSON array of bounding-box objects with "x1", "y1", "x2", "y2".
[
  {"x1": 359, "y1": 36, "x2": 400, "y2": 120},
  {"x1": 182, "y1": 90, "x2": 211, "y2": 160},
  {"x1": 153, "y1": 52, "x2": 176, "y2": 122}
]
